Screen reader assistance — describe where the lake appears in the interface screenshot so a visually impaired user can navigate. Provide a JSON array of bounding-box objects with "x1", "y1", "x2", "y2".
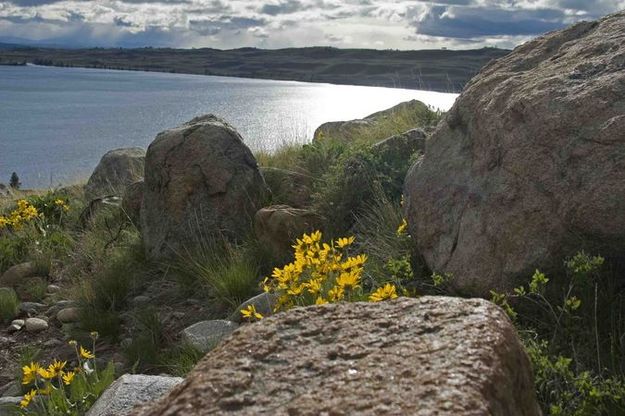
[{"x1": 0, "y1": 65, "x2": 458, "y2": 188}]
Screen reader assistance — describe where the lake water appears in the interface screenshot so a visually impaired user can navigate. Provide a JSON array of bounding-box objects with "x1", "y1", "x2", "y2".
[{"x1": 0, "y1": 65, "x2": 458, "y2": 188}]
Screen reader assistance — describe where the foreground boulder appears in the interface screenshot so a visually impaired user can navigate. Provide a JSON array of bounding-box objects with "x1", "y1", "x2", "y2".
[
  {"x1": 405, "y1": 12, "x2": 625, "y2": 295},
  {"x1": 85, "y1": 148, "x2": 145, "y2": 201},
  {"x1": 136, "y1": 297, "x2": 539, "y2": 415},
  {"x1": 141, "y1": 115, "x2": 269, "y2": 260},
  {"x1": 254, "y1": 205, "x2": 322, "y2": 259},
  {"x1": 313, "y1": 100, "x2": 431, "y2": 143},
  {"x1": 87, "y1": 374, "x2": 183, "y2": 416}
]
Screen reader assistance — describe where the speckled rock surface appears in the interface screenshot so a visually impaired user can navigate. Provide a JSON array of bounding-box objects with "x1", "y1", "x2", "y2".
[
  {"x1": 87, "y1": 374, "x2": 183, "y2": 416},
  {"x1": 141, "y1": 115, "x2": 269, "y2": 260},
  {"x1": 135, "y1": 297, "x2": 540, "y2": 416},
  {"x1": 404, "y1": 11, "x2": 625, "y2": 295}
]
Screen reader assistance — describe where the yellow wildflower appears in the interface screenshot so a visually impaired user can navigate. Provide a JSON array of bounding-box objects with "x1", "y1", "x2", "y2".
[
  {"x1": 315, "y1": 296, "x2": 328, "y2": 305},
  {"x1": 22, "y1": 362, "x2": 41, "y2": 385},
  {"x1": 396, "y1": 219, "x2": 408, "y2": 236},
  {"x1": 62, "y1": 371, "x2": 76, "y2": 385},
  {"x1": 240, "y1": 304, "x2": 263, "y2": 321},
  {"x1": 37, "y1": 368, "x2": 53, "y2": 380},
  {"x1": 369, "y1": 283, "x2": 399, "y2": 302},
  {"x1": 79, "y1": 346, "x2": 95, "y2": 359},
  {"x1": 336, "y1": 271, "x2": 361, "y2": 290},
  {"x1": 20, "y1": 389, "x2": 37, "y2": 409},
  {"x1": 336, "y1": 236, "x2": 355, "y2": 248},
  {"x1": 47, "y1": 359, "x2": 67, "y2": 377}
]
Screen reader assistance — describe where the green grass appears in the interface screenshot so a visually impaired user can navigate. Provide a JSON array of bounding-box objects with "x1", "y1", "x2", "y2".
[
  {"x1": 0, "y1": 287, "x2": 19, "y2": 324},
  {"x1": 175, "y1": 239, "x2": 262, "y2": 314}
]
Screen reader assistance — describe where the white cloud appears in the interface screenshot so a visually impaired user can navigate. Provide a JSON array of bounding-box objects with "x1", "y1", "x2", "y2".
[{"x1": 0, "y1": 0, "x2": 623, "y2": 48}]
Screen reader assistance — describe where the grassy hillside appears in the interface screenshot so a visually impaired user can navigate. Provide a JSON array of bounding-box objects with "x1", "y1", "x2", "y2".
[{"x1": 0, "y1": 46, "x2": 509, "y2": 92}]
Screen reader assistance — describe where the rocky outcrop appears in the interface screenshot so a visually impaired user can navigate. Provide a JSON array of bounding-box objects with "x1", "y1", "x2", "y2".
[
  {"x1": 85, "y1": 148, "x2": 145, "y2": 201},
  {"x1": 141, "y1": 115, "x2": 269, "y2": 260},
  {"x1": 313, "y1": 100, "x2": 431, "y2": 143},
  {"x1": 254, "y1": 205, "x2": 322, "y2": 259},
  {"x1": 404, "y1": 12, "x2": 625, "y2": 295},
  {"x1": 87, "y1": 374, "x2": 183, "y2": 416},
  {"x1": 137, "y1": 297, "x2": 539, "y2": 415}
]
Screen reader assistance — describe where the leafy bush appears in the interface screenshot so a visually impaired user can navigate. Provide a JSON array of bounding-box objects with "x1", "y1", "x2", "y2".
[
  {"x1": 487, "y1": 251, "x2": 625, "y2": 413},
  {"x1": 0, "y1": 287, "x2": 19, "y2": 323}
]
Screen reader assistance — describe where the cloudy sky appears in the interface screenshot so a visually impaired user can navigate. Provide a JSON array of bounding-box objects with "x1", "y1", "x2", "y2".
[{"x1": 0, "y1": 0, "x2": 623, "y2": 49}]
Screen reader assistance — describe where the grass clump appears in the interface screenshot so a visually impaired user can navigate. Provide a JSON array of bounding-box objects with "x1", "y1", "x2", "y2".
[
  {"x1": 0, "y1": 287, "x2": 19, "y2": 323},
  {"x1": 176, "y1": 239, "x2": 262, "y2": 314}
]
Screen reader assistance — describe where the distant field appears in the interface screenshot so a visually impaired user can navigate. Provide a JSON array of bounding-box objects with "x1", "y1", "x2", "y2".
[{"x1": 0, "y1": 46, "x2": 509, "y2": 92}]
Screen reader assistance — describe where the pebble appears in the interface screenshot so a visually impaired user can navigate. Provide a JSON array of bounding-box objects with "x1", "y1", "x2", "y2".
[{"x1": 24, "y1": 317, "x2": 48, "y2": 332}]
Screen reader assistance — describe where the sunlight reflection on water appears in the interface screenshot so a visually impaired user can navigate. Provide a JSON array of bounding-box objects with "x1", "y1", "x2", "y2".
[{"x1": 0, "y1": 65, "x2": 458, "y2": 188}]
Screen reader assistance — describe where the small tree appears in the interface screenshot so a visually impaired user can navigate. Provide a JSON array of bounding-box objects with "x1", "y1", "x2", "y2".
[{"x1": 9, "y1": 172, "x2": 20, "y2": 189}]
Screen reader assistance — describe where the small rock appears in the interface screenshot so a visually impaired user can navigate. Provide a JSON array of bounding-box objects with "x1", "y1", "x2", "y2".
[
  {"x1": 0, "y1": 396, "x2": 21, "y2": 415},
  {"x1": 19, "y1": 302, "x2": 47, "y2": 315},
  {"x1": 228, "y1": 292, "x2": 278, "y2": 323},
  {"x1": 46, "y1": 300, "x2": 76, "y2": 317},
  {"x1": 10, "y1": 319, "x2": 24, "y2": 327},
  {"x1": 85, "y1": 374, "x2": 183, "y2": 416},
  {"x1": 43, "y1": 338, "x2": 62, "y2": 348},
  {"x1": 24, "y1": 317, "x2": 48, "y2": 332},
  {"x1": 46, "y1": 285, "x2": 61, "y2": 294},
  {"x1": 131, "y1": 296, "x2": 150, "y2": 306},
  {"x1": 181, "y1": 320, "x2": 239, "y2": 353},
  {"x1": 0, "y1": 262, "x2": 35, "y2": 287},
  {"x1": 0, "y1": 382, "x2": 20, "y2": 398},
  {"x1": 56, "y1": 307, "x2": 80, "y2": 323}
]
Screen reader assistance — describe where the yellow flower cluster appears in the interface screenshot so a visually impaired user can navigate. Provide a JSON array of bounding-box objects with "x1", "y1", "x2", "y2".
[
  {"x1": 262, "y1": 231, "x2": 371, "y2": 311},
  {"x1": 0, "y1": 199, "x2": 40, "y2": 230},
  {"x1": 19, "y1": 339, "x2": 96, "y2": 410},
  {"x1": 369, "y1": 283, "x2": 399, "y2": 302},
  {"x1": 54, "y1": 198, "x2": 70, "y2": 212}
]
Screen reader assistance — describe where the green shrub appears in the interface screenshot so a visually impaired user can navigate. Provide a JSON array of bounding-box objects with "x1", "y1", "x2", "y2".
[
  {"x1": 487, "y1": 251, "x2": 625, "y2": 413},
  {"x1": 525, "y1": 336, "x2": 625, "y2": 415},
  {"x1": 0, "y1": 287, "x2": 19, "y2": 323}
]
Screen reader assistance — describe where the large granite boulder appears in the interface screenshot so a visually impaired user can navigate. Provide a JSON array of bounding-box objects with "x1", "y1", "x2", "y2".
[
  {"x1": 136, "y1": 297, "x2": 540, "y2": 415},
  {"x1": 87, "y1": 374, "x2": 182, "y2": 416},
  {"x1": 141, "y1": 115, "x2": 269, "y2": 260},
  {"x1": 313, "y1": 100, "x2": 431, "y2": 144},
  {"x1": 254, "y1": 205, "x2": 323, "y2": 259},
  {"x1": 85, "y1": 148, "x2": 145, "y2": 201},
  {"x1": 405, "y1": 12, "x2": 625, "y2": 295}
]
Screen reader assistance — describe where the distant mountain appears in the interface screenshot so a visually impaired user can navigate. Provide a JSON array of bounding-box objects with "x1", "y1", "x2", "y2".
[{"x1": 0, "y1": 45, "x2": 510, "y2": 92}]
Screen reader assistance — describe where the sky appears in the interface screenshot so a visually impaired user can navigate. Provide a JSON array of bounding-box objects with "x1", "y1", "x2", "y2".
[{"x1": 0, "y1": 0, "x2": 623, "y2": 50}]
